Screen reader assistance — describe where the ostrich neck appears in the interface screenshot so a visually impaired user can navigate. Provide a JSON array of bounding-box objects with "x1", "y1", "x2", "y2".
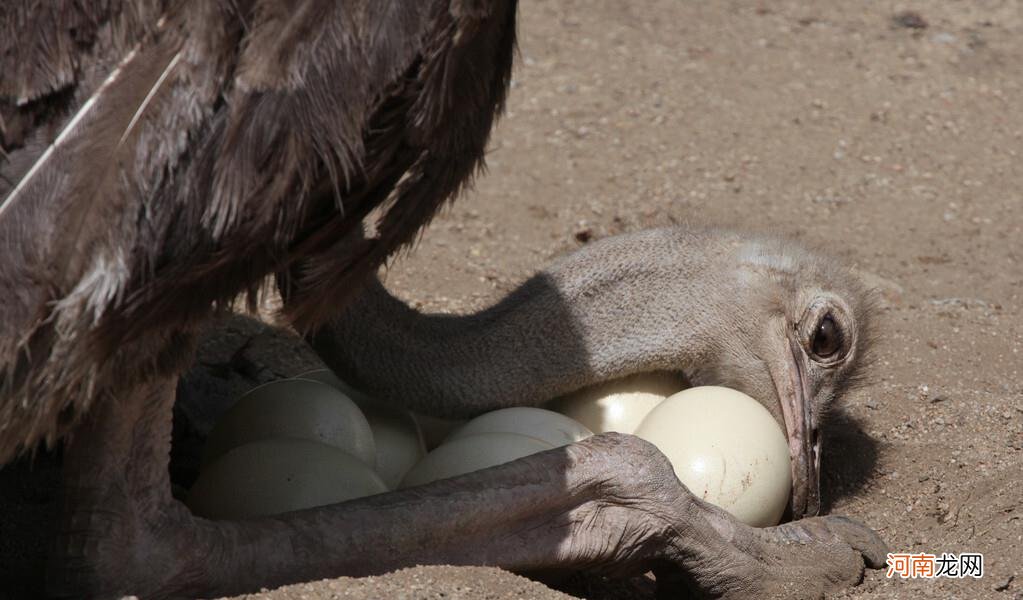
[{"x1": 312, "y1": 233, "x2": 725, "y2": 418}]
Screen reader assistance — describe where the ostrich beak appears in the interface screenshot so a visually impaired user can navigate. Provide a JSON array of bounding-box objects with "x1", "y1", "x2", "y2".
[{"x1": 770, "y1": 336, "x2": 821, "y2": 520}]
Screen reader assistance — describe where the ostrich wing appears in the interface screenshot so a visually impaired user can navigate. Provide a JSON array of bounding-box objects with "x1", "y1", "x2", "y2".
[{"x1": 0, "y1": 0, "x2": 517, "y2": 462}]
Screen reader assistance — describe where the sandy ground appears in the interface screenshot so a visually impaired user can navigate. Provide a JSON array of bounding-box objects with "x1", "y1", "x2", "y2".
[
  {"x1": 380, "y1": 1, "x2": 1023, "y2": 595},
  {"x1": 2, "y1": 0, "x2": 1021, "y2": 598},
  {"x1": 214, "y1": 566, "x2": 575, "y2": 600}
]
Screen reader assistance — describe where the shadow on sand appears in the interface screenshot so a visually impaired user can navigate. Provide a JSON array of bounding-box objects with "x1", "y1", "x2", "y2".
[{"x1": 819, "y1": 405, "x2": 881, "y2": 513}]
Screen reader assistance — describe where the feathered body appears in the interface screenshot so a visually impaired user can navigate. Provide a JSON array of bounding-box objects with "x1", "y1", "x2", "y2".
[{"x1": 0, "y1": 0, "x2": 518, "y2": 463}]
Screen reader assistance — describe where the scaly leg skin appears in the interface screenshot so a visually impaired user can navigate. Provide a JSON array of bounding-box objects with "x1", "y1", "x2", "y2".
[{"x1": 46, "y1": 374, "x2": 885, "y2": 599}]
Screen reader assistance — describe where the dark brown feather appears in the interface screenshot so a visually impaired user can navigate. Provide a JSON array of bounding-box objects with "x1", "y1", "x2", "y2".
[{"x1": 0, "y1": 0, "x2": 518, "y2": 463}]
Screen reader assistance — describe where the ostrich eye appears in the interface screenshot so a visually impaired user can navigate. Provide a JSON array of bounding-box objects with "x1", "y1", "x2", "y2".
[{"x1": 811, "y1": 314, "x2": 844, "y2": 360}]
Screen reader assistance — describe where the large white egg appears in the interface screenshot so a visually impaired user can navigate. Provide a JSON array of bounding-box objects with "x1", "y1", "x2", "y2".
[
  {"x1": 356, "y1": 403, "x2": 427, "y2": 489},
  {"x1": 400, "y1": 432, "x2": 554, "y2": 488},
  {"x1": 296, "y1": 369, "x2": 427, "y2": 489},
  {"x1": 187, "y1": 439, "x2": 387, "y2": 519},
  {"x1": 416, "y1": 414, "x2": 467, "y2": 450},
  {"x1": 294, "y1": 368, "x2": 371, "y2": 404},
  {"x1": 447, "y1": 407, "x2": 593, "y2": 448},
  {"x1": 547, "y1": 372, "x2": 684, "y2": 434},
  {"x1": 634, "y1": 386, "x2": 791, "y2": 527},
  {"x1": 295, "y1": 368, "x2": 464, "y2": 453},
  {"x1": 201, "y1": 378, "x2": 375, "y2": 468}
]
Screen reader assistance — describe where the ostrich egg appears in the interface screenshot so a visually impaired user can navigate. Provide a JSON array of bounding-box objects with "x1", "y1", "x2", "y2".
[
  {"x1": 547, "y1": 372, "x2": 684, "y2": 434},
  {"x1": 201, "y1": 378, "x2": 375, "y2": 468},
  {"x1": 447, "y1": 407, "x2": 593, "y2": 448},
  {"x1": 634, "y1": 386, "x2": 791, "y2": 527},
  {"x1": 401, "y1": 432, "x2": 554, "y2": 488},
  {"x1": 296, "y1": 369, "x2": 426, "y2": 489},
  {"x1": 188, "y1": 439, "x2": 387, "y2": 519}
]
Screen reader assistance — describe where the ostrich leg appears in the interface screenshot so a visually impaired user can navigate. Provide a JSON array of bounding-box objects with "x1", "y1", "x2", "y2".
[
  {"x1": 46, "y1": 372, "x2": 884, "y2": 599},
  {"x1": 47, "y1": 377, "x2": 208, "y2": 596}
]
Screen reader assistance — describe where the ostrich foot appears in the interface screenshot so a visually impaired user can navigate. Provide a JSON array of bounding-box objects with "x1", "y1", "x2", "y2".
[{"x1": 46, "y1": 376, "x2": 885, "y2": 599}]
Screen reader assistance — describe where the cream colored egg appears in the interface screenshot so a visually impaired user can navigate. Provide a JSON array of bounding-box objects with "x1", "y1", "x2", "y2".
[
  {"x1": 357, "y1": 403, "x2": 427, "y2": 489},
  {"x1": 295, "y1": 369, "x2": 464, "y2": 452},
  {"x1": 416, "y1": 414, "x2": 467, "y2": 450},
  {"x1": 447, "y1": 407, "x2": 593, "y2": 448},
  {"x1": 187, "y1": 439, "x2": 387, "y2": 519},
  {"x1": 546, "y1": 372, "x2": 684, "y2": 434},
  {"x1": 295, "y1": 369, "x2": 427, "y2": 488},
  {"x1": 202, "y1": 378, "x2": 375, "y2": 468},
  {"x1": 294, "y1": 369, "x2": 370, "y2": 404},
  {"x1": 400, "y1": 432, "x2": 554, "y2": 488},
  {"x1": 634, "y1": 386, "x2": 791, "y2": 527}
]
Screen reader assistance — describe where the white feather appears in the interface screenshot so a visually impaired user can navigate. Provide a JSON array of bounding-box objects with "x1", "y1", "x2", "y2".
[
  {"x1": 53, "y1": 248, "x2": 131, "y2": 330},
  {"x1": 118, "y1": 50, "x2": 183, "y2": 147},
  {"x1": 0, "y1": 48, "x2": 140, "y2": 220}
]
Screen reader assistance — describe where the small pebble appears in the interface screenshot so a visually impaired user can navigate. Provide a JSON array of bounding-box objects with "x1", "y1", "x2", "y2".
[
  {"x1": 993, "y1": 574, "x2": 1014, "y2": 591},
  {"x1": 893, "y1": 11, "x2": 928, "y2": 30}
]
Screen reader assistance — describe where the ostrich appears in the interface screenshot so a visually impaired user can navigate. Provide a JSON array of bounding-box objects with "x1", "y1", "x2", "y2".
[{"x1": 0, "y1": 1, "x2": 886, "y2": 598}]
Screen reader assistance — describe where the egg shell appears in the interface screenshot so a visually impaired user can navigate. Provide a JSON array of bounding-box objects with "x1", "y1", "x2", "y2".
[
  {"x1": 294, "y1": 369, "x2": 371, "y2": 404},
  {"x1": 357, "y1": 404, "x2": 427, "y2": 489},
  {"x1": 187, "y1": 439, "x2": 387, "y2": 519},
  {"x1": 401, "y1": 432, "x2": 554, "y2": 488},
  {"x1": 634, "y1": 386, "x2": 791, "y2": 527},
  {"x1": 447, "y1": 407, "x2": 593, "y2": 448},
  {"x1": 546, "y1": 372, "x2": 684, "y2": 434},
  {"x1": 201, "y1": 378, "x2": 375, "y2": 468},
  {"x1": 296, "y1": 370, "x2": 427, "y2": 488},
  {"x1": 417, "y1": 414, "x2": 467, "y2": 450}
]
